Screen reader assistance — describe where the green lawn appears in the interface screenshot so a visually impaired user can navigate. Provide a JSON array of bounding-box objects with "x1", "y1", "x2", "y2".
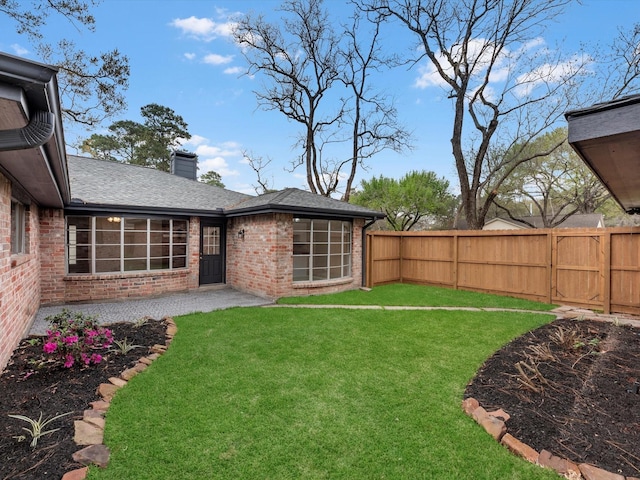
[
  {"x1": 88, "y1": 304, "x2": 560, "y2": 479},
  {"x1": 278, "y1": 283, "x2": 557, "y2": 311}
]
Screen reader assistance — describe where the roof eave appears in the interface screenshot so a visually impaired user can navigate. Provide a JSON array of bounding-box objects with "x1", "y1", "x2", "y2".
[
  {"x1": 0, "y1": 53, "x2": 69, "y2": 207},
  {"x1": 566, "y1": 95, "x2": 640, "y2": 214},
  {"x1": 65, "y1": 202, "x2": 226, "y2": 218},
  {"x1": 224, "y1": 203, "x2": 385, "y2": 219}
]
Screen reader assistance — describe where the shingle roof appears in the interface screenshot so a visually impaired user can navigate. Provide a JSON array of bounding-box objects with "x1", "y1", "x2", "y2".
[
  {"x1": 226, "y1": 188, "x2": 384, "y2": 219},
  {"x1": 67, "y1": 156, "x2": 384, "y2": 219},
  {"x1": 67, "y1": 155, "x2": 250, "y2": 215}
]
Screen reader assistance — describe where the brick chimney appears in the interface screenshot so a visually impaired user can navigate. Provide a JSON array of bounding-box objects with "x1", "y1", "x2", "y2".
[{"x1": 170, "y1": 150, "x2": 198, "y2": 181}]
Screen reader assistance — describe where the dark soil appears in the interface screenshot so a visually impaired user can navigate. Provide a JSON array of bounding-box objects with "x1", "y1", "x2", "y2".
[
  {"x1": 466, "y1": 317, "x2": 640, "y2": 478},
  {"x1": 0, "y1": 318, "x2": 167, "y2": 480}
]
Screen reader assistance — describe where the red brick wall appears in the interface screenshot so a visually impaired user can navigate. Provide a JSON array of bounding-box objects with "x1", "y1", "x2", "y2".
[
  {"x1": 40, "y1": 215, "x2": 200, "y2": 304},
  {"x1": 226, "y1": 213, "x2": 365, "y2": 299},
  {"x1": 39, "y1": 208, "x2": 66, "y2": 304},
  {"x1": 0, "y1": 174, "x2": 42, "y2": 372},
  {"x1": 226, "y1": 213, "x2": 293, "y2": 298}
]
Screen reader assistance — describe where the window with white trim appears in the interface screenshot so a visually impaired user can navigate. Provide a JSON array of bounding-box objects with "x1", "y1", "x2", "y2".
[
  {"x1": 66, "y1": 216, "x2": 188, "y2": 274},
  {"x1": 293, "y1": 219, "x2": 351, "y2": 282},
  {"x1": 10, "y1": 200, "x2": 27, "y2": 254}
]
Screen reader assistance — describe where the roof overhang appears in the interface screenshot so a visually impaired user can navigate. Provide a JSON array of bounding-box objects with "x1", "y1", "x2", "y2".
[
  {"x1": 224, "y1": 203, "x2": 386, "y2": 220},
  {"x1": 65, "y1": 202, "x2": 226, "y2": 219},
  {"x1": 0, "y1": 52, "x2": 69, "y2": 208},
  {"x1": 566, "y1": 95, "x2": 640, "y2": 214}
]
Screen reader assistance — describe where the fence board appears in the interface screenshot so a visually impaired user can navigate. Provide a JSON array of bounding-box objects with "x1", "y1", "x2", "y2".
[{"x1": 366, "y1": 227, "x2": 640, "y2": 315}]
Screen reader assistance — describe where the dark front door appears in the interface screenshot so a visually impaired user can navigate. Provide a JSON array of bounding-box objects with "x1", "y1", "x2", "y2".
[{"x1": 199, "y1": 222, "x2": 224, "y2": 285}]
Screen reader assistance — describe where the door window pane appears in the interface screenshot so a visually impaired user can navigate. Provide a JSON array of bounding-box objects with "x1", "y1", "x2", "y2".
[{"x1": 202, "y1": 226, "x2": 220, "y2": 255}]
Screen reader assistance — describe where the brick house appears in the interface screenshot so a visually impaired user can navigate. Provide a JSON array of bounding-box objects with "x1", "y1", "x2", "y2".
[{"x1": 0, "y1": 52, "x2": 383, "y2": 371}]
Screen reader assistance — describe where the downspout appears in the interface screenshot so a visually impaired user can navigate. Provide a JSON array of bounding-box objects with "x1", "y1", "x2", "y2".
[
  {"x1": 361, "y1": 217, "x2": 378, "y2": 287},
  {"x1": 0, "y1": 110, "x2": 55, "y2": 151}
]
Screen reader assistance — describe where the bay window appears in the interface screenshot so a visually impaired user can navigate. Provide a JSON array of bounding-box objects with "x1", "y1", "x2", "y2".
[
  {"x1": 293, "y1": 219, "x2": 351, "y2": 282},
  {"x1": 67, "y1": 216, "x2": 188, "y2": 274}
]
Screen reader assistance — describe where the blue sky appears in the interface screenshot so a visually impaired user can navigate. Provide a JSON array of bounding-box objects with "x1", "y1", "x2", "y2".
[{"x1": 1, "y1": 0, "x2": 638, "y2": 195}]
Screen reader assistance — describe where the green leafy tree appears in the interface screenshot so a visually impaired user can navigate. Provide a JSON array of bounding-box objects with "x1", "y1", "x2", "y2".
[
  {"x1": 199, "y1": 171, "x2": 225, "y2": 188},
  {"x1": 81, "y1": 120, "x2": 145, "y2": 163},
  {"x1": 352, "y1": 170, "x2": 456, "y2": 230},
  {"x1": 493, "y1": 128, "x2": 610, "y2": 228},
  {"x1": 136, "y1": 104, "x2": 191, "y2": 171},
  {"x1": 80, "y1": 104, "x2": 190, "y2": 172},
  {"x1": 2, "y1": 0, "x2": 130, "y2": 126}
]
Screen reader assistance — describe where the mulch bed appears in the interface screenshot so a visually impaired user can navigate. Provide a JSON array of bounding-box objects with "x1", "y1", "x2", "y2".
[
  {"x1": 466, "y1": 317, "x2": 640, "y2": 478},
  {"x1": 0, "y1": 318, "x2": 167, "y2": 480}
]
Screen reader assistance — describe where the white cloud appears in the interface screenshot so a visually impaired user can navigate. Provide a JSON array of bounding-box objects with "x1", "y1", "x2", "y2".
[
  {"x1": 10, "y1": 44, "x2": 29, "y2": 56},
  {"x1": 514, "y1": 53, "x2": 589, "y2": 97},
  {"x1": 183, "y1": 52, "x2": 196, "y2": 60},
  {"x1": 203, "y1": 53, "x2": 234, "y2": 65},
  {"x1": 412, "y1": 36, "x2": 586, "y2": 101},
  {"x1": 185, "y1": 134, "x2": 208, "y2": 147},
  {"x1": 182, "y1": 137, "x2": 243, "y2": 178},
  {"x1": 223, "y1": 66, "x2": 244, "y2": 75},
  {"x1": 170, "y1": 16, "x2": 236, "y2": 42},
  {"x1": 414, "y1": 60, "x2": 450, "y2": 89},
  {"x1": 520, "y1": 37, "x2": 546, "y2": 54},
  {"x1": 199, "y1": 155, "x2": 239, "y2": 178}
]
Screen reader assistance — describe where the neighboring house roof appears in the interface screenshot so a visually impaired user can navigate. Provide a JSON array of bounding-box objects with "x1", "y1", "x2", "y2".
[
  {"x1": 67, "y1": 155, "x2": 384, "y2": 220},
  {"x1": 67, "y1": 155, "x2": 250, "y2": 216},
  {"x1": 483, "y1": 217, "x2": 529, "y2": 230},
  {"x1": 482, "y1": 214, "x2": 604, "y2": 230},
  {"x1": 226, "y1": 188, "x2": 385, "y2": 219},
  {"x1": 0, "y1": 52, "x2": 69, "y2": 207}
]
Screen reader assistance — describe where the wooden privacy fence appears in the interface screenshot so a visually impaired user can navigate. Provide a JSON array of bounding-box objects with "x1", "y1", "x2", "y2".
[{"x1": 365, "y1": 227, "x2": 640, "y2": 315}]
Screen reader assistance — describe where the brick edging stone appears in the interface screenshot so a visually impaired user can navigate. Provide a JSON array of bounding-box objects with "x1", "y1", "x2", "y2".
[
  {"x1": 61, "y1": 317, "x2": 177, "y2": 480},
  {"x1": 462, "y1": 397, "x2": 636, "y2": 480}
]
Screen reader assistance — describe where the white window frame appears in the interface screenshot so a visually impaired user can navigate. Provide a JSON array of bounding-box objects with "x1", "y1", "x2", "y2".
[
  {"x1": 293, "y1": 218, "x2": 352, "y2": 282},
  {"x1": 66, "y1": 215, "x2": 189, "y2": 274}
]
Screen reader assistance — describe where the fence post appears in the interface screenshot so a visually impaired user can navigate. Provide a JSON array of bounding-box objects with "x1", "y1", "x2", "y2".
[
  {"x1": 602, "y1": 232, "x2": 611, "y2": 315},
  {"x1": 366, "y1": 232, "x2": 372, "y2": 288},
  {"x1": 453, "y1": 233, "x2": 458, "y2": 290},
  {"x1": 399, "y1": 233, "x2": 404, "y2": 284},
  {"x1": 546, "y1": 231, "x2": 553, "y2": 304}
]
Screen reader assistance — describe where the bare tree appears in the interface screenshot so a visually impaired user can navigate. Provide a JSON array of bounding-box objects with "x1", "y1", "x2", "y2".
[
  {"x1": 233, "y1": 0, "x2": 344, "y2": 196},
  {"x1": 242, "y1": 151, "x2": 276, "y2": 194},
  {"x1": 2, "y1": 0, "x2": 130, "y2": 127},
  {"x1": 359, "y1": 0, "x2": 589, "y2": 229},
  {"x1": 234, "y1": 0, "x2": 411, "y2": 198},
  {"x1": 601, "y1": 22, "x2": 640, "y2": 100},
  {"x1": 340, "y1": 11, "x2": 413, "y2": 201}
]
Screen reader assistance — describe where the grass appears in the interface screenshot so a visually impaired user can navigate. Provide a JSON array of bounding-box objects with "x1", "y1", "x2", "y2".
[
  {"x1": 88, "y1": 303, "x2": 560, "y2": 479},
  {"x1": 277, "y1": 283, "x2": 557, "y2": 311}
]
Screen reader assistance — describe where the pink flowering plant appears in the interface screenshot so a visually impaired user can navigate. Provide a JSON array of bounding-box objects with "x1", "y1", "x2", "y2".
[{"x1": 42, "y1": 310, "x2": 113, "y2": 368}]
